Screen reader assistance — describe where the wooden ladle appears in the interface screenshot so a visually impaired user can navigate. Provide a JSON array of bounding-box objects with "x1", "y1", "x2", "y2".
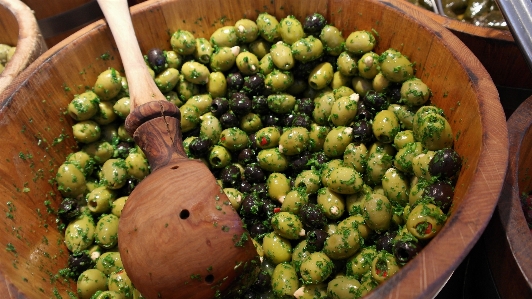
[{"x1": 96, "y1": 1, "x2": 260, "y2": 298}]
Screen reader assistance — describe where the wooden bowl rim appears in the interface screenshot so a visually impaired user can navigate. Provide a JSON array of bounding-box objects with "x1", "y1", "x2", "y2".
[
  {"x1": 498, "y1": 95, "x2": 532, "y2": 288},
  {"x1": 396, "y1": 0, "x2": 515, "y2": 42},
  {"x1": 0, "y1": 0, "x2": 509, "y2": 298},
  {"x1": 0, "y1": 0, "x2": 47, "y2": 98}
]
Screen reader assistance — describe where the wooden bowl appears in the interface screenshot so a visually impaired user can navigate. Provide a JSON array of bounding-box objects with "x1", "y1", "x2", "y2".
[
  {"x1": 0, "y1": 0, "x2": 508, "y2": 298},
  {"x1": 484, "y1": 95, "x2": 532, "y2": 298},
  {"x1": 0, "y1": 0, "x2": 46, "y2": 98},
  {"x1": 21, "y1": 0, "x2": 146, "y2": 48},
  {"x1": 394, "y1": 0, "x2": 532, "y2": 92}
]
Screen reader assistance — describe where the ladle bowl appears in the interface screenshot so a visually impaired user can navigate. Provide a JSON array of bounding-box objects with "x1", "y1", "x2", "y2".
[{"x1": 0, "y1": 0, "x2": 508, "y2": 298}]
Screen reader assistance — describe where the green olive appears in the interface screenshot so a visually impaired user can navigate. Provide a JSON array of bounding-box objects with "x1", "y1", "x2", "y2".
[
  {"x1": 249, "y1": 38, "x2": 271, "y2": 59},
  {"x1": 293, "y1": 283, "x2": 328, "y2": 299},
  {"x1": 337, "y1": 214, "x2": 372, "y2": 240},
  {"x1": 154, "y1": 67, "x2": 179, "y2": 93},
  {"x1": 96, "y1": 251, "x2": 124, "y2": 275},
  {"x1": 208, "y1": 145, "x2": 232, "y2": 169},
  {"x1": 207, "y1": 71, "x2": 227, "y2": 98},
  {"x1": 346, "y1": 188, "x2": 369, "y2": 216},
  {"x1": 271, "y1": 212, "x2": 305, "y2": 240},
  {"x1": 382, "y1": 167, "x2": 410, "y2": 207},
  {"x1": 265, "y1": 69, "x2": 294, "y2": 92},
  {"x1": 279, "y1": 15, "x2": 305, "y2": 45},
  {"x1": 393, "y1": 129, "x2": 415, "y2": 149},
  {"x1": 371, "y1": 252, "x2": 400, "y2": 283},
  {"x1": 235, "y1": 19, "x2": 259, "y2": 43},
  {"x1": 73, "y1": 120, "x2": 101, "y2": 144},
  {"x1": 77, "y1": 269, "x2": 108, "y2": 299},
  {"x1": 412, "y1": 151, "x2": 436, "y2": 180},
  {"x1": 364, "y1": 193, "x2": 392, "y2": 232},
  {"x1": 346, "y1": 247, "x2": 377, "y2": 279},
  {"x1": 309, "y1": 62, "x2": 334, "y2": 90},
  {"x1": 330, "y1": 94, "x2": 359, "y2": 126},
  {"x1": 181, "y1": 61, "x2": 210, "y2": 85},
  {"x1": 68, "y1": 91, "x2": 100, "y2": 121},
  {"x1": 379, "y1": 48, "x2": 414, "y2": 83},
  {"x1": 357, "y1": 52, "x2": 379, "y2": 79},
  {"x1": 279, "y1": 127, "x2": 310, "y2": 155},
  {"x1": 330, "y1": 71, "x2": 352, "y2": 90},
  {"x1": 194, "y1": 37, "x2": 213, "y2": 64},
  {"x1": 320, "y1": 159, "x2": 345, "y2": 187},
  {"x1": 413, "y1": 112, "x2": 454, "y2": 151},
  {"x1": 95, "y1": 214, "x2": 119, "y2": 249},
  {"x1": 267, "y1": 172, "x2": 291, "y2": 202},
  {"x1": 308, "y1": 123, "x2": 330, "y2": 152},
  {"x1": 92, "y1": 102, "x2": 117, "y2": 127},
  {"x1": 393, "y1": 141, "x2": 423, "y2": 174},
  {"x1": 83, "y1": 141, "x2": 114, "y2": 164},
  {"x1": 199, "y1": 113, "x2": 222, "y2": 144},
  {"x1": 368, "y1": 141, "x2": 396, "y2": 157},
  {"x1": 337, "y1": 51, "x2": 359, "y2": 76},
  {"x1": 281, "y1": 189, "x2": 309, "y2": 214},
  {"x1": 219, "y1": 127, "x2": 249, "y2": 151},
  {"x1": 351, "y1": 76, "x2": 373, "y2": 96},
  {"x1": 236, "y1": 51, "x2": 260, "y2": 75},
  {"x1": 56, "y1": 162, "x2": 87, "y2": 197},
  {"x1": 299, "y1": 252, "x2": 334, "y2": 284},
  {"x1": 125, "y1": 152, "x2": 149, "y2": 180},
  {"x1": 170, "y1": 29, "x2": 196, "y2": 55},
  {"x1": 111, "y1": 196, "x2": 127, "y2": 217},
  {"x1": 343, "y1": 143, "x2": 368, "y2": 173},
  {"x1": 108, "y1": 270, "x2": 134, "y2": 299},
  {"x1": 323, "y1": 126, "x2": 353, "y2": 158},
  {"x1": 259, "y1": 53, "x2": 274, "y2": 75},
  {"x1": 67, "y1": 151, "x2": 94, "y2": 177},
  {"x1": 256, "y1": 13, "x2": 281, "y2": 42},
  {"x1": 292, "y1": 36, "x2": 323, "y2": 62},
  {"x1": 186, "y1": 94, "x2": 212, "y2": 115},
  {"x1": 224, "y1": 188, "x2": 243, "y2": 210},
  {"x1": 294, "y1": 169, "x2": 321, "y2": 195},
  {"x1": 292, "y1": 239, "x2": 311, "y2": 272},
  {"x1": 210, "y1": 46, "x2": 238, "y2": 72},
  {"x1": 323, "y1": 227, "x2": 361, "y2": 259},
  {"x1": 179, "y1": 103, "x2": 201, "y2": 132},
  {"x1": 400, "y1": 77, "x2": 431, "y2": 106},
  {"x1": 255, "y1": 126, "x2": 281, "y2": 149},
  {"x1": 345, "y1": 30, "x2": 376, "y2": 55},
  {"x1": 94, "y1": 68, "x2": 122, "y2": 101},
  {"x1": 239, "y1": 112, "x2": 263, "y2": 133},
  {"x1": 406, "y1": 203, "x2": 445, "y2": 239},
  {"x1": 65, "y1": 213, "x2": 95, "y2": 253},
  {"x1": 312, "y1": 91, "x2": 335, "y2": 125},
  {"x1": 165, "y1": 50, "x2": 183, "y2": 69},
  {"x1": 372, "y1": 110, "x2": 400, "y2": 144},
  {"x1": 262, "y1": 232, "x2": 292, "y2": 264},
  {"x1": 267, "y1": 93, "x2": 296, "y2": 113},
  {"x1": 271, "y1": 262, "x2": 299, "y2": 297},
  {"x1": 270, "y1": 41, "x2": 295, "y2": 70},
  {"x1": 319, "y1": 25, "x2": 344, "y2": 55},
  {"x1": 317, "y1": 187, "x2": 345, "y2": 220},
  {"x1": 372, "y1": 72, "x2": 390, "y2": 93},
  {"x1": 113, "y1": 97, "x2": 131, "y2": 119},
  {"x1": 87, "y1": 186, "x2": 116, "y2": 214},
  {"x1": 99, "y1": 158, "x2": 128, "y2": 189},
  {"x1": 327, "y1": 166, "x2": 364, "y2": 195}
]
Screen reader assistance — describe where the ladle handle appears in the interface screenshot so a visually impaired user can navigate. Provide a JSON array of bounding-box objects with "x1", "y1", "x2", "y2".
[
  {"x1": 494, "y1": 0, "x2": 532, "y2": 71},
  {"x1": 97, "y1": 0, "x2": 160, "y2": 110}
]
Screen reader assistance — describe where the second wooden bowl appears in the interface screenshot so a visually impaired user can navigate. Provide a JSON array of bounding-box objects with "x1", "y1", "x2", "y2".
[{"x1": 0, "y1": 0, "x2": 508, "y2": 298}]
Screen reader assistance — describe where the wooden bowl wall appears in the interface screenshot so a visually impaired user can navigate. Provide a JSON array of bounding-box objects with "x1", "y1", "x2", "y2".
[
  {"x1": 0, "y1": 0, "x2": 508, "y2": 298},
  {"x1": 0, "y1": 0, "x2": 46, "y2": 98},
  {"x1": 485, "y1": 95, "x2": 532, "y2": 298},
  {"x1": 395, "y1": 0, "x2": 532, "y2": 91}
]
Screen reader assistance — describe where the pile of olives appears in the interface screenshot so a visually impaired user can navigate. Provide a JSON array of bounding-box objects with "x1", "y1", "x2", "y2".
[
  {"x1": 56, "y1": 11, "x2": 462, "y2": 299},
  {"x1": 0, "y1": 43, "x2": 16, "y2": 74}
]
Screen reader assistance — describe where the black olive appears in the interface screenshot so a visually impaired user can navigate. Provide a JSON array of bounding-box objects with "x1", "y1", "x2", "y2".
[
  {"x1": 292, "y1": 60, "x2": 320, "y2": 79},
  {"x1": 240, "y1": 194, "x2": 262, "y2": 218},
  {"x1": 294, "y1": 98, "x2": 315, "y2": 115},
  {"x1": 249, "y1": 222, "x2": 269, "y2": 240},
  {"x1": 248, "y1": 133, "x2": 260, "y2": 151},
  {"x1": 210, "y1": 97, "x2": 229, "y2": 117},
  {"x1": 299, "y1": 203, "x2": 327, "y2": 230},
  {"x1": 364, "y1": 90, "x2": 389, "y2": 112},
  {"x1": 252, "y1": 95, "x2": 269, "y2": 114},
  {"x1": 351, "y1": 120, "x2": 375, "y2": 144},
  {"x1": 220, "y1": 111, "x2": 240, "y2": 129},
  {"x1": 250, "y1": 183, "x2": 269, "y2": 200},
  {"x1": 387, "y1": 83, "x2": 402, "y2": 104},
  {"x1": 355, "y1": 109, "x2": 373, "y2": 121},
  {"x1": 313, "y1": 151, "x2": 329, "y2": 166},
  {"x1": 244, "y1": 163, "x2": 266, "y2": 183},
  {"x1": 230, "y1": 92, "x2": 252, "y2": 116},
  {"x1": 291, "y1": 114, "x2": 312, "y2": 129},
  {"x1": 290, "y1": 152, "x2": 312, "y2": 173},
  {"x1": 68, "y1": 251, "x2": 94, "y2": 276},
  {"x1": 237, "y1": 148, "x2": 255, "y2": 165},
  {"x1": 238, "y1": 180, "x2": 252, "y2": 194},
  {"x1": 375, "y1": 231, "x2": 397, "y2": 253},
  {"x1": 306, "y1": 229, "x2": 328, "y2": 252},
  {"x1": 262, "y1": 198, "x2": 278, "y2": 219},
  {"x1": 117, "y1": 178, "x2": 139, "y2": 197},
  {"x1": 147, "y1": 48, "x2": 166, "y2": 73},
  {"x1": 220, "y1": 165, "x2": 242, "y2": 188},
  {"x1": 58, "y1": 198, "x2": 82, "y2": 223},
  {"x1": 303, "y1": 13, "x2": 327, "y2": 34},
  {"x1": 243, "y1": 74, "x2": 265, "y2": 96},
  {"x1": 115, "y1": 142, "x2": 133, "y2": 159},
  {"x1": 281, "y1": 114, "x2": 296, "y2": 127},
  {"x1": 429, "y1": 148, "x2": 462, "y2": 180},
  {"x1": 425, "y1": 181, "x2": 454, "y2": 213},
  {"x1": 253, "y1": 269, "x2": 272, "y2": 291},
  {"x1": 261, "y1": 114, "x2": 281, "y2": 127},
  {"x1": 393, "y1": 241, "x2": 421, "y2": 263},
  {"x1": 188, "y1": 138, "x2": 212, "y2": 158},
  {"x1": 227, "y1": 72, "x2": 244, "y2": 90}
]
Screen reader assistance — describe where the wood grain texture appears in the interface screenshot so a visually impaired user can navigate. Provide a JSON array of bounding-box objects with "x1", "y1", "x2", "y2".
[
  {"x1": 0, "y1": 0, "x2": 47, "y2": 98},
  {"x1": 0, "y1": 0, "x2": 508, "y2": 298},
  {"x1": 485, "y1": 95, "x2": 532, "y2": 298},
  {"x1": 394, "y1": 0, "x2": 532, "y2": 90}
]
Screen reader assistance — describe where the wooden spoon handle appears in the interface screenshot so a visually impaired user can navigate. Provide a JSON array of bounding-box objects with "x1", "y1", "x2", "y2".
[{"x1": 97, "y1": 0, "x2": 162, "y2": 110}]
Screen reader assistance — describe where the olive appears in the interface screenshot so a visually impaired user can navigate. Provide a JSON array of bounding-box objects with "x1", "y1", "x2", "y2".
[
  {"x1": 115, "y1": 142, "x2": 133, "y2": 159},
  {"x1": 387, "y1": 83, "x2": 402, "y2": 104},
  {"x1": 248, "y1": 133, "x2": 260, "y2": 151},
  {"x1": 147, "y1": 48, "x2": 166, "y2": 73},
  {"x1": 227, "y1": 72, "x2": 244, "y2": 90},
  {"x1": 253, "y1": 269, "x2": 272, "y2": 291},
  {"x1": 351, "y1": 120, "x2": 374, "y2": 144},
  {"x1": 375, "y1": 231, "x2": 397, "y2": 253},
  {"x1": 261, "y1": 114, "x2": 281, "y2": 127},
  {"x1": 306, "y1": 229, "x2": 328, "y2": 252},
  {"x1": 313, "y1": 151, "x2": 329, "y2": 165},
  {"x1": 303, "y1": 13, "x2": 327, "y2": 34},
  {"x1": 239, "y1": 180, "x2": 253, "y2": 193},
  {"x1": 210, "y1": 97, "x2": 230, "y2": 117},
  {"x1": 425, "y1": 181, "x2": 454, "y2": 213},
  {"x1": 241, "y1": 291, "x2": 256, "y2": 299},
  {"x1": 68, "y1": 251, "x2": 94, "y2": 276},
  {"x1": 240, "y1": 194, "x2": 262, "y2": 218},
  {"x1": 244, "y1": 74, "x2": 265, "y2": 96},
  {"x1": 251, "y1": 183, "x2": 269, "y2": 199},
  {"x1": 117, "y1": 178, "x2": 138, "y2": 197},
  {"x1": 393, "y1": 240, "x2": 421, "y2": 263},
  {"x1": 262, "y1": 198, "x2": 277, "y2": 218},
  {"x1": 355, "y1": 108, "x2": 373, "y2": 121},
  {"x1": 230, "y1": 92, "x2": 253, "y2": 116},
  {"x1": 237, "y1": 148, "x2": 256, "y2": 165},
  {"x1": 320, "y1": 55, "x2": 337, "y2": 71},
  {"x1": 58, "y1": 198, "x2": 83, "y2": 223},
  {"x1": 220, "y1": 164, "x2": 242, "y2": 187},
  {"x1": 291, "y1": 114, "x2": 312, "y2": 129},
  {"x1": 220, "y1": 111, "x2": 240, "y2": 129},
  {"x1": 290, "y1": 152, "x2": 312, "y2": 173},
  {"x1": 294, "y1": 98, "x2": 315, "y2": 115},
  {"x1": 244, "y1": 163, "x2": 266, "y2": 183},
  {"x1": 252, "y1": 95, "x2": 269, "y2": 114},
  {"x1": 299, "y1": 203, "x2": 327, "y2": 230},
  {"x1": 249, "y1": 222, "x2": 269, "y2": 240},
  {"x1": 281, "y1": 114, "x2": 296, "y2": 127},
  {"x1": 188, "y1": 137, "x2": 212, "y2": 158},
  {"x1": 292, "y1": 60, "x2": 320, "y2": 79},
  {"x1": 364, "y1": 90, "x2": 389, "y2": 112},
  {"x1": 428, "y1": 148, "x2": 462, "y2": 180}
]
